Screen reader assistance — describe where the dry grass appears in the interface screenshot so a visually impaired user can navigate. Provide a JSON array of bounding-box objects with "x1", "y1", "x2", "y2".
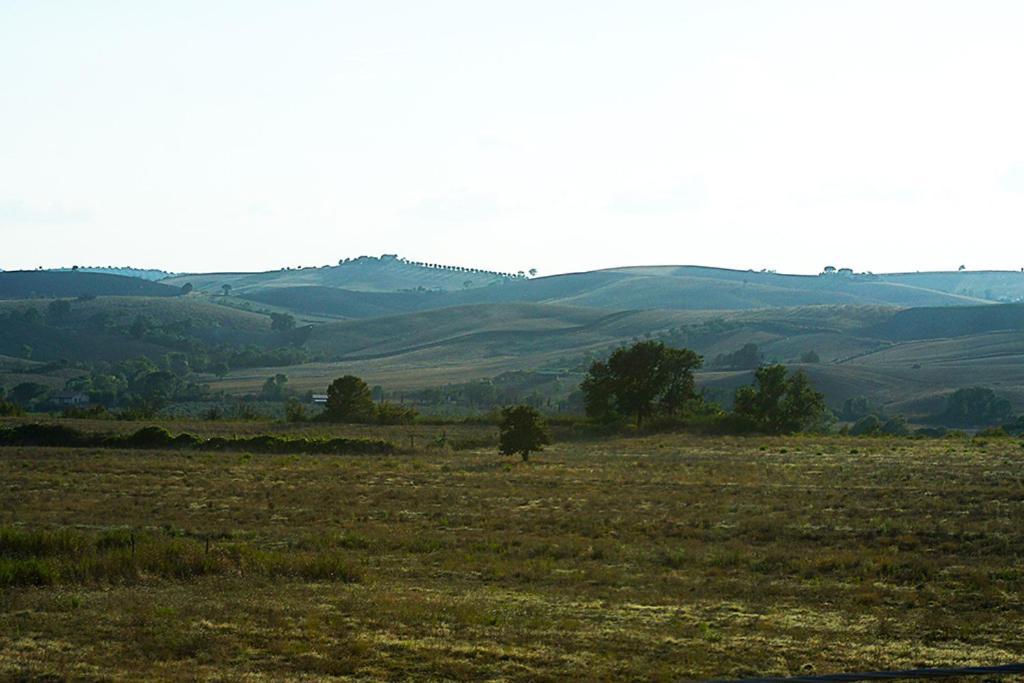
[{"x1": 1, "y1": 430, "x2": 1023, "y2": 680}]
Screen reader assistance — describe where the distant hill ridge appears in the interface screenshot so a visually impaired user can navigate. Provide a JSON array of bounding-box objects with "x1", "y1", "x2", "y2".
[
  {"x1": 222, "y1": 264, "x2": 1021, "y2": 317},
  {"x1": 162, "y1": 255, "x2": 523, "y2": 294},
  {"x1": 0, "y1": 271, "x2": 180, "y2": 299},
  {"x1": 8, "y1": 259, "x2": 1024, "y2": 314},
  {"x1": 47, "y1": 267, "x2": 175, "y2": 281},
  {"x1": 155, "y1": 259, "x2": 1024, "y2": 318}
]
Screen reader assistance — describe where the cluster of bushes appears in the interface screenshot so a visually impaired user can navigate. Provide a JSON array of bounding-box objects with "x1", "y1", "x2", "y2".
[
  {"x1": 202, "y1": 433, "x2": 393, "y2": 455},
  {"x1": 0, "y1": 424, "x2": 394, "y2": 455},
  {"x1": 847, "y1": 414, "x2": 910, "y2": 437},
  {"x1": 838, "y1": 389, "x2": 1023, "y2": 436},
  {"x1": 317, "y1": 375, "x2": 418, "y2": 425},
  {"x1": 61, "y1": 405, "x2": 111, "y2": 419},
  {"x1": 401, "y1": 371, "x2": 570, "y2": 414},
  {"x1": 934, "y1": 387, "x2": 1015, "y2": 427},
  {"x1": 581, "y1": 341, "x2": 827, "y2": 435}
]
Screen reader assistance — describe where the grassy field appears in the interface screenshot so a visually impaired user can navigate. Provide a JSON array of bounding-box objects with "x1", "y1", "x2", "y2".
[{"x1": 2, "y1": 426, "x2": 1023, "y2": 680}]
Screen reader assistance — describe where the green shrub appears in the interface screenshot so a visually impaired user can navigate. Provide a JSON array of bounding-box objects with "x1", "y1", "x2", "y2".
[
  {"x1": 285, "y1": 399, "x2": 308, "y2": 423},
  {"x1": 0, "y1": 423, "x2": 97, "y2": 447},
  {"x1": 375, "y1": 401, "x2": 418, "y2": 425},
  {"x1": 201, "y1": 406, "x2": 224, "y2": 420},
  {"x1": 880, "y1": 416, "x2": 910, "y2": 436},
  {"x1": 62, "y1": 405, "x2": 110, "y2": 419},
  {"x1": 120, "y1": 426, "x2": 176, "y2": 449},
  {"x1": 0, "y1": 399, "x2": 25, "y2": 417},
  {"x1": 0, "y1": 526, "x2": 365, "y2": 586},
  {"x1": 851, "y1": 415, "x2": 882, "y2": 436},
  {"x1": 0, "y1": 557, "x2": 57, "y2": 587},
  {"x1": 0, "y1": 527, "x2": 88, "y2": 557},
  {"x1": 0, "y1": 423, "x2": 393, "y2": 455},
  {"x1": 173, "y1": 433, "x2": 202, "y2": 448}
]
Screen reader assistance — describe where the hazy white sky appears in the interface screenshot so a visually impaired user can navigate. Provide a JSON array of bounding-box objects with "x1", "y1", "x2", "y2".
[{"x1": 2, "y1": 1, "x2": 1023, "y2": 275}]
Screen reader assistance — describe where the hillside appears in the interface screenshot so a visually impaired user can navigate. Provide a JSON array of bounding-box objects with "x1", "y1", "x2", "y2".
[
  {"x1": 303, "y1": 303, "x2": 700, "y2": 361},
  {"x1": 0, "y1": 296, "x2": 287, "y2": 367},
  {"x1": 865, "y1": 303, "x2": 1024, "y2": 341},
  {"x1": 0, "y1": 317, "x2": 171, "y2": 363},
  {"x1": 298, "y1": 302, "x2": 896, "y2": 365},
  {"x1": 213, "y1": 302, "x2": 865, "y2": 390},
  {"x1": 208, "y1": 301, "x2": 1024, "y2": 421},
  {"x1": 242, "y1": 286, "x2": 443, "y2": 319},
  {"x1": 0, "y1": 271, "x2": 181, "y2": 299}
]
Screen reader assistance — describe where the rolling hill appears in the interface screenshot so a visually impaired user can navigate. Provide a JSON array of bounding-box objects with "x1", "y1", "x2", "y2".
[
  {"x1": 191, "y1": 261, "x2": 1023, "y2": 319},
  {"x1": 0, "y1": 271, "x2": 181, "y2": 299},
  {"x1": 4, "y1": 258, "x2": 1024, "y2": 423}
]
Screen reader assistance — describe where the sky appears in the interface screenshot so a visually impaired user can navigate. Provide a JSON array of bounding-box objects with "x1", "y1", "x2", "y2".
[{"x1": 1, "y1": 0, "x2": 1023, "y2": 276}]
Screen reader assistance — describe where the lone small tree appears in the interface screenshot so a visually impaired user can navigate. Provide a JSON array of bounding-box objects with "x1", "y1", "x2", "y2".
[
  {"x1": 270, "y1": 312, "x2": 296, "y2": 332},
  {"x1": 714, "y1": 342, "x2": 762, "y2": 370},
  {"x1": 325, "y1": 375, "x2": 376, "y2": 423},
  {"x1": 261, "y1": 373, "x2": 289, "y2": 400},
  {"x1": 799, "y1": 350, "x2": 821, "y2": 364},
  {"x1": 498, "y1": 405, "x2": 550, "y2": 462}
]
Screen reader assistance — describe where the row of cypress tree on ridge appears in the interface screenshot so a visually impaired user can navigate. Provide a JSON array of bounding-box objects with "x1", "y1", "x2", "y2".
[{"x1": 0, "y1": 423, "x2": 394, "y2": 455}]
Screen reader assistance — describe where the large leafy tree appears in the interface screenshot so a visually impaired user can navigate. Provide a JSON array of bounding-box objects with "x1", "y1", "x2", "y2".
[
  {"x1": 581, "y1": 340, "x2": 703, "y2": 428},
  {"x1": 10, "y1": 382, "x2": 49, "y2": 407},
  {"x1": 325, "y1": 375, "x2": 376, "y2": 423},
  {"x1": 733, "y1": 364, "x2": 825, "y2": 434},
  {"x1": 131, "y1": 371, "x2": 179, "y2": 417}
]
